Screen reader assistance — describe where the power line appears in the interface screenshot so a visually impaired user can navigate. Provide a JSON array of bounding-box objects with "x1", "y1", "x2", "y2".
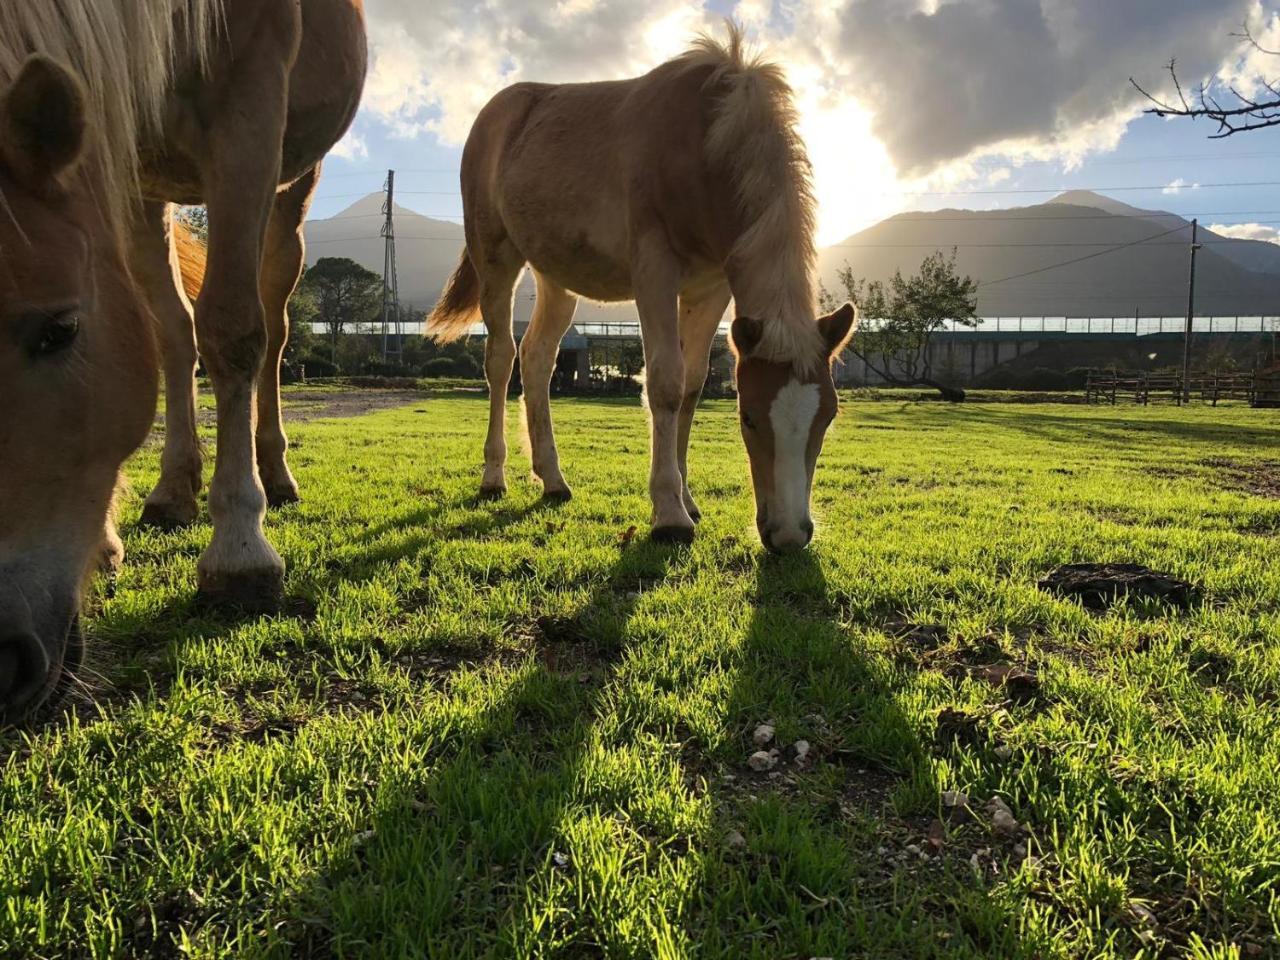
[{"x1": 978, "y1": 224, "x2": 1190, "y2": 288}]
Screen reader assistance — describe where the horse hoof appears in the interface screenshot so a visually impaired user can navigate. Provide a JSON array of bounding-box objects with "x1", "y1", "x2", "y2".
[
  {"x1": 139, "y1": 501, "x2": 198, "y2": 531},
  {"x1": 265, "y1": 485, "x2": 301, "y2": 509},
  {"x1": 542, "y1": 487, "x2": 573, "y2": 504},
  {"x1": 651, "y1": 525, "x2": 696, "y2": 545},
  {"x1": 478, "y1": 485, "x2": 507, "y2": 501},
  {"x1": 196, "y1": 569, "x2": 284, "y2": 615}
]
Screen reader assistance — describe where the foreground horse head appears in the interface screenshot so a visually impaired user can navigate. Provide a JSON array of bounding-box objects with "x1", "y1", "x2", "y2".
[
  {"x1": 0, "y1": 57, "x2": 159, "y2": 720},
  {"x1": 732, "y1": 303, "x2": 855, "y2": 553}
]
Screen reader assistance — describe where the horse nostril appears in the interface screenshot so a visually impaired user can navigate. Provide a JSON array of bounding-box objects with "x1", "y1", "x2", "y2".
[
  {"x1": 801, "y1": 519, "x2": 815, "y2": 543},
  {"x1": 0, "y1": 633, "x2": 51, "y2": 715}
]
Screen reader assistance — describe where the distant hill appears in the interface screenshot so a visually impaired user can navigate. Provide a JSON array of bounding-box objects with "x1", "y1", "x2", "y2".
[
  {"x1": 818, "y1": 191, "x2": 1280, "y2": 318},
  {"x1": 305, "y1": 190, "x2": 1280, "y2": 323}
]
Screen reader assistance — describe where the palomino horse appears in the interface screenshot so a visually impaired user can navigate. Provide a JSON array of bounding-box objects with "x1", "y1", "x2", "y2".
[
  {"x1": 0, "y1": 0, "x2": 366, "y2": 722},
  {"x1": 429, "y1": 26, "x2": 855, "y2": 551}
]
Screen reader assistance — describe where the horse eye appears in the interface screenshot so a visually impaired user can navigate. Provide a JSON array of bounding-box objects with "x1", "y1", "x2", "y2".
[{"x1": 31, "y1": 311, "x2": 80, "y2": 357}]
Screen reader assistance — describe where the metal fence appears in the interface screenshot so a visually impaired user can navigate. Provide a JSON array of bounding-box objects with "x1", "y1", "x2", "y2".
[{"x1": 361, "y1": 315, "x2": 1280, "y2": 340}]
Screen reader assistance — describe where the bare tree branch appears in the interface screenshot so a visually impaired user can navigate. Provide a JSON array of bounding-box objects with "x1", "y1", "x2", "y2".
[{"x1": 1131, "y1": 23, "x2": 1280, "y2": 138}]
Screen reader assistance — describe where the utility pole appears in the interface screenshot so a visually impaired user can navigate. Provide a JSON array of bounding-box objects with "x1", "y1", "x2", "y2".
[
  {"x1": 380, "y1": 169, "x2": 402, "y2": 364},
  {"x1": 1180, "y1": 219, "x2": 1201, "y2": 404}
]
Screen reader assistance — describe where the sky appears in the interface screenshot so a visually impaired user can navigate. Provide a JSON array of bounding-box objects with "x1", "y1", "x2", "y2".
[{"x1": 307, "y1": 0, "x2": 1280, "y2": 249}]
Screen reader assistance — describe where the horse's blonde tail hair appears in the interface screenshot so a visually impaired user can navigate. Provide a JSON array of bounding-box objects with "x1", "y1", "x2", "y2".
[
  {"x1": 174, "y1": 219, "x2": 206, "y2": 303},
  {"x1": 427, "y1": 248, "x2": 482, "y2": 342}
]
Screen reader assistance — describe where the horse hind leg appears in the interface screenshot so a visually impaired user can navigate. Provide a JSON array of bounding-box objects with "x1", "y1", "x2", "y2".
[
  {"x1": 520, "y1": 271, "x2": 578, "y2": 501},
  {"x1": 475, "y1": 245, "x2": 525, "y2": 499},
  {"x1": 131, "y1": 201, "x2": 202, "y2": 531},
  {"x1": 257, "y1": 164, "x2": 321, "y2": 508}
]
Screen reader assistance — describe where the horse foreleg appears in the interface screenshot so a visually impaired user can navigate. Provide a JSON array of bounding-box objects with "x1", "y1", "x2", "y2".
[
  {"x1": 257, "y1": 164, "x2": 320, "y2": 508},
  {"x1": 676, "y1": 282, "x2": 732, "y2": 523},
  {"x1": 192, "y1": 21, "x2": 296, "y2": 610},
  {"x1": 521, "y1": 271, "x2": 578, "y2": 501},
  {"x1": 131, "y1": 202, "x2": 202, "y2": 531},
  {"x1": 635, "y1": 237, "x2": 694, "y2": 542}
]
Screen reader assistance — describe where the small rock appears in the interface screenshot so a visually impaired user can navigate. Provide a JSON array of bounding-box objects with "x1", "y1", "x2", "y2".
[
  {"x1": 748, "y1": 750, "x2": 778, "y2": 772},
  {"x1": 1243, "y1": 943, "x2": 1264, "y2": 957},
  {"x1": 994, "y1": 745, "x2": 1014, "y2": 761},
  {"x1": 942, "y1": 790, "x2": 969, "y2": 808},
  {"x1": 1125, "y1": 902, "x2": 1157, "y2": 928},
  {"x1": 753, "y1": 723, "x2": 776, "y2": 747},
  {"x1": 353, "y1": 830, "x2": 377, "y2": 847},
  {"x1": 552, "y1": 851, "x2": 571, "y2": 869},
  {"x1": 793, "y1": 739, "x2": 811, "y2": 761},
  {"x1": 905, "y1": 843, "x2": 921, "y2": 855},
  {"x1": 985, "y1": 796, "x2": 1020, "y2": 836},
  {"x1": 725, "y1": 830, "x2": 747, "y2": 850},
  {"x1": 1012, "y1": 843, "x2": 1027, "y2": 859},
  {"x1": 927, "y1": 819, "x2": 946, "y2": 850}
]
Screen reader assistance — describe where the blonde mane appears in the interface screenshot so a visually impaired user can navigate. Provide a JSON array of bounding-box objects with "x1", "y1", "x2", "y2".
[
  {"x1": 677, "y1": 23, "x2": 823, "y2": 371},
  {"x1": 0, "y1": 0, "x2": 223, "y2": 234}
]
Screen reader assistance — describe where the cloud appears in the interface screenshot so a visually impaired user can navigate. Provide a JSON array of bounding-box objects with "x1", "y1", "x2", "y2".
[
  {"x1": 330, "y1": 127, "x2": 370, "y2": 162},
  {"x1": 1162, "y1": 177, "x2": 1200, "y2": 195},
  {"x1": 361, "y1": 0, "x2": 710, "y2": 144},
  {"x1": 353, "y1": 0, "x2": 1267, "y2": 239},
  {"x1": 1209, "y1": 222, "x2": 1280, "y2": 244},
  {"x1": 805, "y1": 0, "x2": 1256, "y2": 174}
]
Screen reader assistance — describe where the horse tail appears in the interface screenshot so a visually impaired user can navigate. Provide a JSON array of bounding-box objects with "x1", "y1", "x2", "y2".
[
  {"x1": 174, "y1": 220, "x2": 207, "y2": 302},
  {"x1": 427, "y1": 248, "x2": 482, "y2": 342}
]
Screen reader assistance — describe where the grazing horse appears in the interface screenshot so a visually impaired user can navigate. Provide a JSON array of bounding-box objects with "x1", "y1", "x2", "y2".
[
  {"x1": 0, "y1": 0, "x2": 366, "y2": 723},
  {"x1": 428, "y1": 26, "x2": 855, "y2": 550}
]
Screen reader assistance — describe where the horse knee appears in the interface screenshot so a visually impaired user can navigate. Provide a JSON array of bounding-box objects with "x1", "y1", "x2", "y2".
[{"x1": 202, "y1": 319, "x2": 267, "y2": 383}]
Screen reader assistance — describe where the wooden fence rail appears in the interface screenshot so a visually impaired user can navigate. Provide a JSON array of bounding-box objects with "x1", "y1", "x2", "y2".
[{"x1": 1085, "y1": 370, "x2": 1258, "y2": 406}]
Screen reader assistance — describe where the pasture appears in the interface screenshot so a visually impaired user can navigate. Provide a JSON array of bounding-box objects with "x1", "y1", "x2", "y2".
[{"x1": 3, "y1": 388, "x2": 1279, "y2": 958}]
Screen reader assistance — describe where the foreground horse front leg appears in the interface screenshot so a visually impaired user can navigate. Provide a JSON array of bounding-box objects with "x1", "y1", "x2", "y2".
[
  {"x1": 257, "y1": 164, "x2": 320, "y2": 507},
  {"x1": 193, "y1": 15, "x2": 298, "y2": 609},
  {"x1": 635, "y1": 238, "x2": 694, "y2": 542},
  {"x1": 131, "y1": 202, "x2": 202, "y2": 530},
  {"x1": 676, "y1": 282, "x2": 732, "y2": 523},
  {"x1": 521, "y1": 271, "x2": 578, "y2": 501}
]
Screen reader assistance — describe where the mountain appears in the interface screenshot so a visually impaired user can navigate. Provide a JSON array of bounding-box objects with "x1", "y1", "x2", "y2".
[
  {"x1": 818, "y1": 190, "x2": 1280, "y2": 318},
  {"x1": 306, "y1": 190, "x2": 1280, "y2": 323}
]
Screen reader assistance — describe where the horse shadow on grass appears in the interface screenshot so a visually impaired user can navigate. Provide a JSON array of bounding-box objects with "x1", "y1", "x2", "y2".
[
  {"x1": 674, "y1": 550, "x2": 1040, "y2": 959},
  {"x1": 248, "y1": 546, "x2": 1040, "y2": 956}
]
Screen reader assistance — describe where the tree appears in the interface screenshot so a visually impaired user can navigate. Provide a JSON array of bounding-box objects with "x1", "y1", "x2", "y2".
[
  {"x1": 296, "y1": 257, "x2": 382, "y2": 363},
  {"x1": 175, "y1": 205, "x2": 208, "y2": 241},
  {"x1": 1132, "y1": 25, "x2": 1280, "y2": 137},
  {"x1": 823, "y1": 249, "x2": 978, "y2": 402}
]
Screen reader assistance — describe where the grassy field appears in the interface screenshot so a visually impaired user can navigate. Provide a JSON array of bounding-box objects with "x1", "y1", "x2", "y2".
[{"x1": 3, "y1": 388, "x2": 1280, "y2": 959}]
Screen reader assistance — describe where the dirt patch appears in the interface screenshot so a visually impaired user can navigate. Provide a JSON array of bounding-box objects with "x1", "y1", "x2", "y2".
[
  {"x1": 153, "y1": 388, "x2": 427, "y2": 437},
  {"x1": 282, "y1": 388, "x2": 428, "y2": 422},
  {"x1": 1038, "y1": 563, "x2": 1199, "y2": 611},
  {"x1": 1203, "y1": 457, "x2": 1280, "y2": 499}
]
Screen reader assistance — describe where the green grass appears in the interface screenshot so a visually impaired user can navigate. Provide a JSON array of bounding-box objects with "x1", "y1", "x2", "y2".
[{"x1": 4, "y1": 390, "x2": 1280, "y2": 958}]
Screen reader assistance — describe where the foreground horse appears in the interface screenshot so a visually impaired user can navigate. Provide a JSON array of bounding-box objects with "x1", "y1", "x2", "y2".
[
  {"x1": 0, "y1": 0, "x2": 366, "y2": 722},
  {"x1": 428, "y1": 27, "x2": 855, "y2": 550}
]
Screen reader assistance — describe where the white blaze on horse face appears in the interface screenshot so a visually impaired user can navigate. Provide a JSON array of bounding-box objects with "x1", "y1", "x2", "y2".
[{"x1": 767, "y1": 379, "x2": 819, "y2": 548}]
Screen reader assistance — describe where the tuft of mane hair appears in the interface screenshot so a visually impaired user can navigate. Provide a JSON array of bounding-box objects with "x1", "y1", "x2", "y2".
[
  {"x1": 676, "y1": 22, "x2": 823, "y2": 372},
  {"x1": 0, "y1": 0, "x2": 223, "y2": 237}
]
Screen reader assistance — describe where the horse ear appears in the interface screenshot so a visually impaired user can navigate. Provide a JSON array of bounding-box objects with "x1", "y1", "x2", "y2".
[
  {"x1": 731, "y1": 316, "x2": 764, "y2": 358},
  {"x1": 819, "y1": 302, "x2": 856, "y2": 357},
  {"x1": 0, "y1": 56, "x2": 87, "y2": 190}
]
